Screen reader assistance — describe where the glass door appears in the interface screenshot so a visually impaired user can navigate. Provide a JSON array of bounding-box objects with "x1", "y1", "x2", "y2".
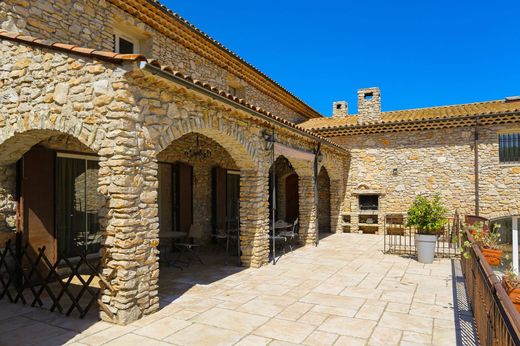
[{"x1": 55, "y1": 154, "x2": 100, "y2": 258}]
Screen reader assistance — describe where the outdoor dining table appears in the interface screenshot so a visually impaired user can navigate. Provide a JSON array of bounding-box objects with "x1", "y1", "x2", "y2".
[{"x1": 159, "y1": 232, "x2": 188, "y2": 269}]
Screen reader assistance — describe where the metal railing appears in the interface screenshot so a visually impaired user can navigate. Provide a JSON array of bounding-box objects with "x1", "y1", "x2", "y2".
[
  {"x1": 383, "y1": 213, "x2": 461, "y2": 258},
  {"x1": 461, "y1": 230, "x2": 520, "y2": 345}
]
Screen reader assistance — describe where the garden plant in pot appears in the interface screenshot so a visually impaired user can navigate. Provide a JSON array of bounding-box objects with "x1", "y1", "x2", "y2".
[
  {"x1": 502, "y1": 267, "x2": 520, "y2": 313},
  {"x1": 406, "y1": 195, "x2": 447, "y2": 264},
  {"x1": 471, "y1": 222, "x2": 503, "y2": 266}
]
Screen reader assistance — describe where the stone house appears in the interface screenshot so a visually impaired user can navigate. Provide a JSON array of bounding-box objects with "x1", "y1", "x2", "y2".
[
  {"x1": 0, "y1": 0, "x2": 519, "y2": 326},
  {"x1": 0, "y1": 0, "x2": 348, "y2": 324},
  {"x1": 302, "y1": 88, "x2": 520, "y2": 233}
]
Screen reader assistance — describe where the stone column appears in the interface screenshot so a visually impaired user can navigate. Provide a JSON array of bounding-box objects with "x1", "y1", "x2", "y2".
[
  {"x1": 330, "y1": 179, "x2": 343, "y2": 234},
  {"x1": 239, "y1": 169, "x2": 269, "y2": 268},
  {"x1": 298, "y1": 175, "x2": 317, "y2": 245},
  {"x1": 0, "y1": 164, "x2": 17, "y2": 244},
  {"x1": 98, "y1": 137, "x2": 160, "y2": 325}
]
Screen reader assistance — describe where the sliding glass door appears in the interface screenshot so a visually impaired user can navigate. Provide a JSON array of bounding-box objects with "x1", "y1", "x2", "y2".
[{"x1": 55, "y1": 154, "x2": 101, "y2": 258}]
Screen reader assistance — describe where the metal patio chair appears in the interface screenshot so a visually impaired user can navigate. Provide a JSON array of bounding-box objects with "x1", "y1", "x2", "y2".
[
  {"x1": 174, "y1": 224, "x2": 204, "y2": 268},
  {"x1": 279, "y1": 218, "x2": 299, "y2": 252}
]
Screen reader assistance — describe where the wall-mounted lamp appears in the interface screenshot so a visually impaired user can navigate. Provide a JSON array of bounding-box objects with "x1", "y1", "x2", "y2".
[
  {"x1": 316, "y1": 151, "x2": 324, "y2": 163},
  {"x1": 392, "y1": 168, "x2": 398, "y2": 176},
  {"x1": 262, "y1": 130, "x2": 275, "y2": 151}
]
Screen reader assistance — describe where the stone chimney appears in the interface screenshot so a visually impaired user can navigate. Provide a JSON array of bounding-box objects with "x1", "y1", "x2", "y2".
[
  {"x1": 332, "y1": 101, "x2": 348, "y2": 118},
  {"x1": 357, "y1": 87, "x2": 381, "y2": 123}
]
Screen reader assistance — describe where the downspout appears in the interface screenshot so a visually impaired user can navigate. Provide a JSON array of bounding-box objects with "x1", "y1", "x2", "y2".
[
  {"x1": 474, "y1": 117, "x2": 480, "y2": 216},
  {"x1": 314, "y1": 142, "x2": 321, "y2": 247}
]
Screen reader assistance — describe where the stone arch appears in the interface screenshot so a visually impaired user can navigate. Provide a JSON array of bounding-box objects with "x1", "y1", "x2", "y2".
[
  {"x1": 0, "y1": 128, "x2": 102, "y2": 259},
  {"x1": 155, "y1": 116, "x2": 261, "y2": 170},
  {"x1": 155, "y1": 119, "x2": 270, "y2": 267},
  {"x1": 0, "y1": 126, "x2": 100, "y2": 166},
  {"x1": 318, "y1": 166, "x2": 332, "y2": 233}
]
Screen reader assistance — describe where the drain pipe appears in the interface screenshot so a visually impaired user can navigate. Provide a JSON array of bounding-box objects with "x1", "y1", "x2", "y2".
[
  {"x1": 474, "y1": 117, "x2": 480, "y2": 216},
  {"x1": 313, "y1": 142, "x2": 322, "y2": 247}
]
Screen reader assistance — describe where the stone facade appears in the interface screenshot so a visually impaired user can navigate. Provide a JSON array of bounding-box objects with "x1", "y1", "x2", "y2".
[
  {"x1": 0, "y1": 36, "x2": 347, "y2": 324},
  {"x1": 336, "y1": 124, "x2": 520, "y2": 233},
  {"x1": 0, "y1": 0, "x2": 310, "y2": 123}
]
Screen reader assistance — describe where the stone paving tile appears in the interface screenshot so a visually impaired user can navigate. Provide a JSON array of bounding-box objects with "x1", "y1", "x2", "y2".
[
  {"x1": 302, "y1": 330, "x2": 339, "y2": 346},
  {"x1": 318, "y1": 315, "x2": 377, "y2": 339},
  {"x1": 253, "y1": 318, "x2": 315, "y2": 344},
  {"x1": 355, "y1": 302, "x2": 386, "y2": 321},
  {"x1": 191, "y1": 307, "x2": 269, "y2": 333},
  {"x1": 0, "y1": 234, "x2": 464, "y2": 346},
  {"x1": 379, "y1": 311, "x2": 434, "y2": 335},
  {"x1": 133, "y1": 316, "x2": 191, "y2": 339},
  {"x1": 164, "y1": 323, "x2": 244, "y2": 346},
  {"x1": 276, "y1": 302, "x2": 314, "y2": 321},
  {"x1": 368, "y1": 325, "x2": 403, "y2": 345},
  {"x1": 237, "y1": 295, "x2": 296, "y2": 317},
  {"x1": 104, "y1": 333, "x2": 172, "y2": 345},
  {"x1": 234, "y1": 334, "x2": 271, "y2": 346},
  {"x1": 78, "y1": 325, "x2": 136, "y2": 345},
  {"x1": 333, "y1": 335, "x2": 368, "y2": 345}
]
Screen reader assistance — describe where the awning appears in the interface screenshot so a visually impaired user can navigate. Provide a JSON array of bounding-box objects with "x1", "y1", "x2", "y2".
[{"x1": 273, "y1": 143, "x2": 314, "y2": 162}]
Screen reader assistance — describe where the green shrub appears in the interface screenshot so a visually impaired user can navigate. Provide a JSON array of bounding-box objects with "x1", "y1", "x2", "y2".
[{"x1": 406, "y1": 195, "x2": 448, "y2": 234}]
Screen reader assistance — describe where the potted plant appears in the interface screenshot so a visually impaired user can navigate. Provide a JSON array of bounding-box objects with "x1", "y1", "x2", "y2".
[
  {"x1": 479, "y1": 227, "x2": 503, "y2": 266},
  {"x1": 406, "y1": 195, "x2": 447, "y2": 264},
  {"x1": 502, "y1": 268, "x2": 520, "y2": 313}
]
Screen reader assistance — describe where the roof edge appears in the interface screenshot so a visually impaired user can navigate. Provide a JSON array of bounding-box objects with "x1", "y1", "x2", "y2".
[{"x1": 108, "y1": 0, "x2": 323, "y2": 119}]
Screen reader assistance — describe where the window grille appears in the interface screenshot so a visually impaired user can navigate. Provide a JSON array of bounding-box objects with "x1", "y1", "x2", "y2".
[{"x1": 499, "y1": 133, "x2": 520, "y2": 163}]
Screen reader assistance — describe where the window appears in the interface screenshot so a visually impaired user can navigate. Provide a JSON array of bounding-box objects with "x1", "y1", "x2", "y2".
[
  {"x1": 364, "y1": 92, "x2": 374, "y2": 101},
  {"x1": 499, "y1": 133, "x2": 520, "y2": 163},
  {"x1": 113, "y1": 30, "x2": 139, "y2": 54},
  {"x1": 228, "y1": 86, "x2": 237, "y2": 97}
]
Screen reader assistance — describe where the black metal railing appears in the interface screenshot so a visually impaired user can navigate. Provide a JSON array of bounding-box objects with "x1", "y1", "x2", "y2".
[
  {"x1": 383, "y1": 212, "x2": 461, "y2": 258},
  {"x1": 462, "y1": 230, "x2": 520, "y2": 345},
  {"x1": 0, "y1": 237, "x2": 114, "y2": 318}
]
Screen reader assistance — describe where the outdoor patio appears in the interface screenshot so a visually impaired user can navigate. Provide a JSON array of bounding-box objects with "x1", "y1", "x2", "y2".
[{"x1": 0, "y1": 233, "x2": 476, "y2": 345}]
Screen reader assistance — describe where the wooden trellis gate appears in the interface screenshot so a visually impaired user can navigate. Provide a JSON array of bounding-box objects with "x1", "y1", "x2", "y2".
[{"x1": 0, "y1": 237, "x2": 115, "y2": 319}]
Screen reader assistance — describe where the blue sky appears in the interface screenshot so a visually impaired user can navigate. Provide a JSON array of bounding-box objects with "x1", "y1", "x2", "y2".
[{"x1": 166, "y1": 1, "x2": 519, "y2": 116}]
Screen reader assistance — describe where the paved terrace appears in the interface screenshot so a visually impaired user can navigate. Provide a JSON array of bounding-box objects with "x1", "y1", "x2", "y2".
[{"x1": 0, "y1": 234, "x2": 475, "y2": 345}]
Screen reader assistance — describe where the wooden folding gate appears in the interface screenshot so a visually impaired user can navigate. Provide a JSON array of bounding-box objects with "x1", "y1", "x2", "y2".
[{"x1": 0, "y1": 236, "x2": 114, "y2": 319}]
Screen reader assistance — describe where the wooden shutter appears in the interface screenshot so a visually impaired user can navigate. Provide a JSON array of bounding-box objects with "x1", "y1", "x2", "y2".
[
  {"x1": 285, "y1": 173, "x2": 299, "y2": 223},
  {"x1": 212, "y1": 167, "x2": 227, "y2": 232},
  {"x1": 176, "y1": 162, "x2": 193, "y2": 233},
  {"x1": 21, "y1": 146, "x2": 56, "y2": 262}
]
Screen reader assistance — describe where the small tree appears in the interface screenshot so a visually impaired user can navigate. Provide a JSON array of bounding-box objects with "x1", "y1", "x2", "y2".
[{"x1": 406, "y1": 195, "x2": 448, "y2": 234}]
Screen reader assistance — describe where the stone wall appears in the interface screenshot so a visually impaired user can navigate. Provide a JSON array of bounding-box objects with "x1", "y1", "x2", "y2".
[
  {"x1": 1, "y1": 0, "x2": 309, "y2": 123},
  {"x1": 0, "y1": 37, "x2": 348, "y2": 323},
  {"x1": 318, "y1": 168, "x2": 331, "y2": 232},
  {"x1": 0, "y1": 165, "x2": 16, "y2": 245},
  {"x1": 336, "y1": 124, "x2": 520, "y2": 226}
]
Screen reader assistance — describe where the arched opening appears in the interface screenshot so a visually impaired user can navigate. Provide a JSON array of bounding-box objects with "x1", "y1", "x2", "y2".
[
  {"x1": 318, "y1": 167, "x2": 332, "y2": 233},
  {"x1": 157, "y1": 132, "x2": 246, "y2": 267},
  {"x1": 0, "y1": 131, "x2": 101, "y2": 262},
  {"x1": 268, "y1": 156, "x2": 299, "y2": 259}
]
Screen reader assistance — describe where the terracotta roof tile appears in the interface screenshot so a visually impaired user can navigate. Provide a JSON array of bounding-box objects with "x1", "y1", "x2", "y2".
[
  {"x1": 0, "y1": 30, "x2": 147, "y2": 62},
  {"x1": 0, "y1": 30, "x2": 345, "y2": 153},
  {"x1": 300, "y1": 99, "x2": 520, "y2": 132}
]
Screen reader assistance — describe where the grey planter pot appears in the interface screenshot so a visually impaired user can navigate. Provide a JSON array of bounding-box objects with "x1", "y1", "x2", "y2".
[{"x1": 415, "y1": 234, "x2": 437, "y2": 264}]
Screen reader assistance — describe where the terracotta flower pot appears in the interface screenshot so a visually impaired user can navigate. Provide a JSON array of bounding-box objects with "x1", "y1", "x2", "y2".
[
  {"x1": 481, "y1": 247, "x2": 502, "y2": 266},
  {"x1": 503, "y1": 278, "x2": 520, "y2": 314}
]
